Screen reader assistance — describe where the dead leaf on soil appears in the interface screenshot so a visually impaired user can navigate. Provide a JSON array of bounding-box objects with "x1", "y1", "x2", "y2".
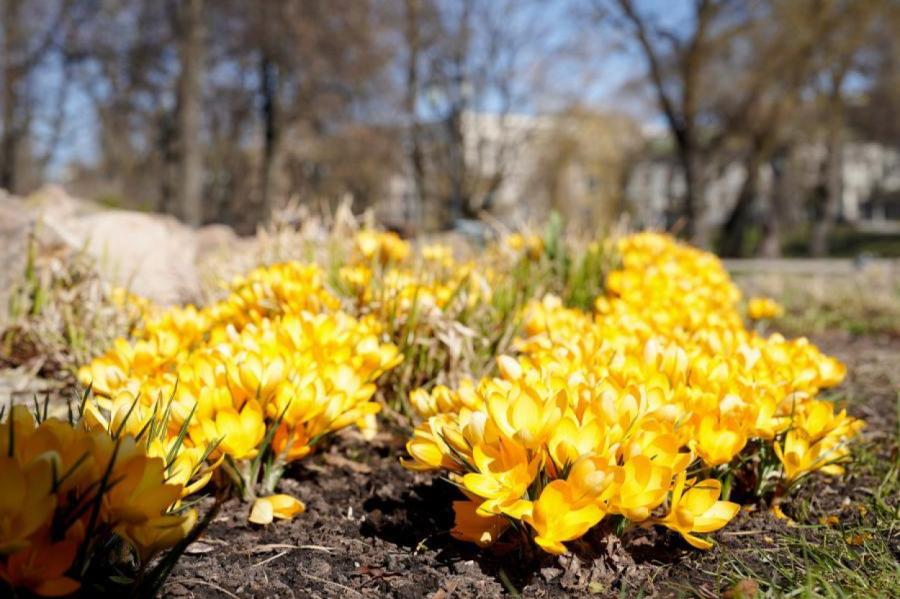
[
  {"x1": 819, "y1": 515, "x2": 840, "y2": 527},
  {"x1": 184, "y1": 542, "x2": 217, "y2": 555},
  {"x1": 185, "y1": 538, "x2": 230, "y2": 554},
  {"x1": 723, "y1": 578, "x2": 760, "y2": 599}
]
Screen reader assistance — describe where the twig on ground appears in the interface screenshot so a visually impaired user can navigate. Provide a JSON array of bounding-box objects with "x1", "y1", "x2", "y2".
[{"x1": 179, "y1": 577, "x2": 241, "y2": 599}]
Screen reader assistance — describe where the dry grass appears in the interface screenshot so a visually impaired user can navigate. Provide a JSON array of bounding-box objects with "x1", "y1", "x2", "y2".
[
  {"x1": 731, "y1": 260, "x2": 900, "y2": 337},
  {"x1": 0, "y1": 230, "x2": 141, "y2": 384}
]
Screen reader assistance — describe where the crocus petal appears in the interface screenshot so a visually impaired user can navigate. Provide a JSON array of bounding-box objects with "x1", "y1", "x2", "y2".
[
  {"x1": 33, "y1": 577, "x2": 81, "y2": 597},
  {"x1": 249, "y1": 497, "x2": 274, "y2": 525},
  {"x1": 681, "y1": 532, "x2": 713, "y2": 550}
]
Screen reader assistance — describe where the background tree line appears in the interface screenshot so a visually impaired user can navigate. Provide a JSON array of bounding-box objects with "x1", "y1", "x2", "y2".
[{"x1": 1, "y1": 0, "x2": 898, "y2": 254}]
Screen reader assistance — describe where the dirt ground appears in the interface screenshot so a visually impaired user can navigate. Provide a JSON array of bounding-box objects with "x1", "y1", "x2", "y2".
[{"x1": 162, "y1": 331, "x2": 900, "y2": 599}]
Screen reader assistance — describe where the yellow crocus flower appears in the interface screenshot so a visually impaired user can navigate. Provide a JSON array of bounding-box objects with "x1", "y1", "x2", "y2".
[
  {"x1": 0, "y1": 539, "x2": 80, "y2": 597},
  {"x1": 655, "y1": 472, "x2": 739, "y2": 549},
  {"x1": 774, "y1": 430, "x2": 851, "y2": 483},
  {"x1": 548, "y1": 414, "x2": 606, "y2": 469},
  {"x1": 0, "y1": 406, "x2": 36, "y2": 457},
  {"x1": 230, "y1": 352, "x2": 286, "y2": 402},
  {"x1": 692, "y1": 416, "x2": 747, "y2": 467},
  {"x1": 0, "y1": 457, "x2": 56, "y2": 555},
  {"x1": 401, "y1": 416, "x2": 466, "y2": 472},
  {"x1": 119, "y1": 509, "x2": 198, "y2": 563},
  {"x1": 566, "y1": 455, "x2": 619, "y2": 501},
  {"x1": 524, "y1": 480, "x2": 606, "y2": 554},
  {"x1": 462, "y1": 441, "x2": 538, "y2": 519},
  {"x1": 611, "y1": 455, "x2": 672, "y2": 522},
  {"x1": 96, "y1": 437, "x2": 183, "y2": 525},
  {"x1": 272, "y1": 421, "x2": 313, "y2": 463},
  {"x1": 485, "y1": 383, "x2": 565, "y2": 448},
  {"x1": 198, "y1": 400, "x2": 266, "y2": 461},
  {"x1": 17, "y1": 419, "x2": 94, "y2": 495},
  {"x1": 747, "y1": 297, "x2": 784, "y2": 320},
  {"x1": 450, "y1": 500, "x2": 510, "y2": 547}
]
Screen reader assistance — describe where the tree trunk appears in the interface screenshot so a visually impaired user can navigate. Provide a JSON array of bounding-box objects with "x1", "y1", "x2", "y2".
[
  {"x1": 674, "y1": 135, "x2": 709, "y2": 248},
  {"x1": 809, "y1": 130, "x2": 842, "y2": 256},
  {"x1": 444, "y1": 0, "x2": 472, "y2": 227},
  {"x1": 259, "y1": 51, "x2": 279, "y2": 229},
  {"x1": 681, "y1": 150, "x2": 699, "y2": 241},
  {"x1": 760, "y1": 150, "x2": 787, "y2": 258},
  {"x1": 403, "y1": 0, "x2": 426, "y2": 232},
  {"x1": 1, "y1": 0, "x2": 22, "y2": 193},
  {"x1": 720, "y1": 152, "x2": 761, "y2": 257},
  {"x1": 446, "y1": 108, "x2": 466, "y2": 225},
  {"x1": 158, "y1": 109, "x2": 177, "y2": 214},
  {"x1": 174, "y1": 0, "x2": 206, "y2": 226}
]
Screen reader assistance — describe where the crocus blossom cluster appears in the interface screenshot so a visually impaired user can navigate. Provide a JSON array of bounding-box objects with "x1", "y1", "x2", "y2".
[
  {"x1": 340, "y1": 232, "x2": 495, "y2": 319},
  {"x1": 0, "y1": 406, "x2": 192, "y2": 597},
  {"x1": 403, "y1": 232, "x2": 863, "y2": 554},
  {"x1": 747, "y1": 296, "x2": 786, "y2": 320},
  {"x1": 78, "y1": 260, "x2": 402, "y2": 521}
]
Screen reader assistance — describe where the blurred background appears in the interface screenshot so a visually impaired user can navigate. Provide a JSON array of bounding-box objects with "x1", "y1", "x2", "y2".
[{"x1": 1, "y1": 0, "x2": 899, "y2": 256}]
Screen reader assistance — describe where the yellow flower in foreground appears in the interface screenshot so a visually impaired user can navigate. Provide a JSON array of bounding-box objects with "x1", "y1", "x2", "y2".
[
  {"x1": 17, "y1": 420, "x2": 95, "y2": 495},
  {"x1": 272, "y1": 421, "x2": 313, "y2": 463},
  {"x1": 0, "y1": 457, "x2": 56, "y2": 554},
  {"x1": 159, "y1": 445, "x2": 222, "y2": 497},
  {"x1": 400, "y1": 416, "x2": 465, "y2": 472},
  {"x1": 462, "y1": 441, "x2": 538, "y2": 518},
  {"x1": 747, "y1": 297, "x2": 784, "y2": 320},
  {"x1": 401, "y1": 232, "x2": 862, "y2": 555},
  {"x1": 774, "y1": 430, "x2": 850, "y2": 482},
  {"x1": 1, "y1": 406, "x2": 198, "y2": 596},
  {"x1": 451, "y1": 500, "x2": 510, "y2": 547},
  {"x1": 119, "y1": 510, "x2": 198, "y2": 562},
  {"x1": 524, "y1": 480, "x2": 605, "y2": 555},
  {"x1": 655, "y1": 472, "x2": 739, "y2": 549},
  {"x1": 0, "y1": 540, "x2": 80, "y2": 597},
  {"x1": 566, "y1": 455, "x2": 618, "y2": 500},
  {"x1": 549, "y1": 416, "x2": 607, "y2": 470},
  {"x1": 230, "y1": 353, "x2": 286, "y2": 402},
  {"x1": 797, "y1": 400, "x2": 862, "y2": 441},
  {"x1": 0, "y1": 406, "x2": 36, "y2": 456},
  {"x1": 486, "y1": 383, "x2": 565, "y2": 448},
  {"x1": 249, "y1": 494, "x2": 306, "y2": 525},
  {"x1": 197, "y1": 400, "x2": 266, "y2": 460},
  {"x1": 692, "y1": 416, "x2": 747, "y2": 467},
  {"x1": 94, "y1": 437, "x2": 183, "y2": 525},
  {"x1": 612, "y1": 456, "x2": 671, "y2": 522}
]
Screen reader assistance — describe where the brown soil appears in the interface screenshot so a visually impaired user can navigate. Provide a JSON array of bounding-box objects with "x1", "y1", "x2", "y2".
[{"x1": 163, "y1": 332, "x2": 899, "y2": 599}]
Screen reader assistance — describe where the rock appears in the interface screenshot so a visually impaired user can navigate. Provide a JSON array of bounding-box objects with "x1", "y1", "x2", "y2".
[
  {"x1": 195, "y1": 223, "x2": 238, "y2": 262},
  {"x1": 0, "y1": 195, "x2": 32, "y2": 326},
  {"x1": 53, "y1": 210, "x2": 202, "y2": 305},
  {"x1": 0, "y1": 185, "x2": 241, "y2": 307}
]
